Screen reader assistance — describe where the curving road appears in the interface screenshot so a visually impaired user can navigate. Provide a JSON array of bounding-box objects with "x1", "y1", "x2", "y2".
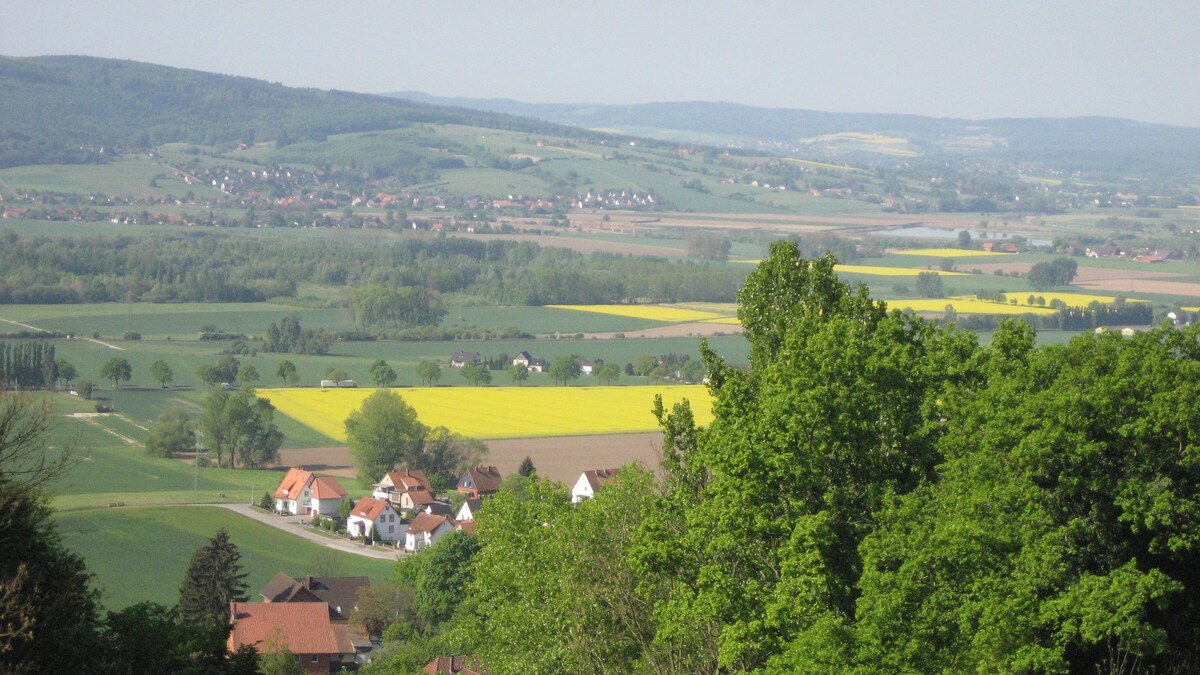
[{"x1": 216, "y1": 503, "x2": 405, "y2": 561}]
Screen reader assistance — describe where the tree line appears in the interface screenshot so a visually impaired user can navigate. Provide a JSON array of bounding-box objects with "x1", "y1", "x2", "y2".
[{"x1": 0, "y1": 231, "x2": 749, "y2": 307}]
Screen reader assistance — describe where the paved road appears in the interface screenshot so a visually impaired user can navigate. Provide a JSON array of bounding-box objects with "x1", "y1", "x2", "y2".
[{"x1": 217, "y1": 503, "x2": 405, "y2": 561}]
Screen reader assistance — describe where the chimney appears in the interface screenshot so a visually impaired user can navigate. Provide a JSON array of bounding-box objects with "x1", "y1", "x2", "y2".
[{"x1": 304, "y1": 575, "x2": 314, "y2": 589}]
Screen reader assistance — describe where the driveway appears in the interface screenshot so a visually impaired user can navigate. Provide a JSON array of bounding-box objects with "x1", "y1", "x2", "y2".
[{"x1": 218, "y1": 503, "x2": 405, "y2": 561}]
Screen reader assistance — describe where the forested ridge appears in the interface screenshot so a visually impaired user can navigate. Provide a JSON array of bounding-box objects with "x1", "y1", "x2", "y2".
[
  {"x1": 0, "y1": 55, "x2": 608, "y2": 168},
  {"x1": 362, "y1": 242, "x2": 1200, "y2": 673},
  {"x1": 0, "y1": 231, "x2": 748, "y2": 306}
]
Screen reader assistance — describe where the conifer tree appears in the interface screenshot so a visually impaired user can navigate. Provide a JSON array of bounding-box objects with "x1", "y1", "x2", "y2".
[{"x1": 178, "y1": 528, "x2": 249, "y2": 633}]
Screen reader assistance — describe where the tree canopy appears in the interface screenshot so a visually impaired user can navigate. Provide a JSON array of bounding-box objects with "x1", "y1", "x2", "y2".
[{"x1": 345, "y1": 390, "x2": 427, "y2": 487}]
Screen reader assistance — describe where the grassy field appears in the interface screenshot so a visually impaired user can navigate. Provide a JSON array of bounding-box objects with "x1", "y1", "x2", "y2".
[
  {"x1": 261, "y1": 385, "x2": 715, "y2": 440},
  {"x1": 57, "y1": 506, "x2": 394, "y2": 610},
  {"x1": 547, "y1": 304, "x2": 730, "y2": 322}
]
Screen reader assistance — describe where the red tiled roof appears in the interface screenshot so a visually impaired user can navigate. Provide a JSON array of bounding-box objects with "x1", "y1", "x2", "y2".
[
  {"x1": 407, "y1": 512, "x2": 450, "y2": 535},
  {"x1": 274, "y1": 468, "x2": 314, "y2": 500},
  {"x1": 228, "y1": 602, "x2": 340, "y2": 655},
  {"x1": 422, "y1": 655, "x2": 485, "y2": 674},
  {"x1": 350, "y1": 497, "x2": 391, "y2": 521},
  {"x1": 454, "y1": 520, "x2": 477, "y2": 535},
  {"x1": 582, "y1": 468, "x2": 621, "y2": 492},
  {"x1": 310, "y1": 476, "x2": 346, "y2": 500},
  {"x1": 405, "y1": 489, "x2": 436, "y2": 506}
]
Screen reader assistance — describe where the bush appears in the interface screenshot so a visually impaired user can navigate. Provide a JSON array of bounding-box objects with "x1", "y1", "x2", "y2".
[{"x1": 122, "y1": 331, "x2": 141, "y2": 340}]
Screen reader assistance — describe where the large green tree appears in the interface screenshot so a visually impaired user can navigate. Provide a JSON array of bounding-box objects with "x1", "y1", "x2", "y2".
[
  {"x1": 632, "y1": 241, "x2": 978, "y2": 669},
  {"x1": 145, "y1": 409, "x2": 196, "y2": 458},
  {"x1": 0, "y1": 392, "x2": 101, "y2": 672},
  {"x1": 853, "y1": 322, "x2": 1200, "y2": 671},
  {"x1": 178, "y1": 528, "x2": 249, "y2": 634},
  {"x1": 198, "y1": 388, "x2": 282, "y2": 468},
  {"x1": 345, "y1": 390, "x2": 427, "y2": 487}
]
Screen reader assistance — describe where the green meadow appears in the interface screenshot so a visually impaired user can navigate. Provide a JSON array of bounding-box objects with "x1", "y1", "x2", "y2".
[{"x1": 57, "y1": 506, "x2": 394, "y2": 610}]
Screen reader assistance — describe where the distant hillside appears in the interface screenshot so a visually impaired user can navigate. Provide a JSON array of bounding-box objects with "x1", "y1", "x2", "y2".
[
  {"x1": 389, "y1": 92, "x2": 1200, "y2": 176},
  {"x1": 0, "y1": 56, "x2": 593, "y2": 168}
]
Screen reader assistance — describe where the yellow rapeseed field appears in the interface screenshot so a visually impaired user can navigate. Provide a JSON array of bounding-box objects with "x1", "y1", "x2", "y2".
[
  {"x1": 260, "y1": 386, "x2": 714, "y2": 441},
  {"x1": 892, "y1": 248, "x2": 1007, "y2": 258},
  {"x1": 888, "y1": 299, "x2": 1059, "y2": 315},
  {"x1": 547, "y1": 304, "x2": 726, "y2": 322}
]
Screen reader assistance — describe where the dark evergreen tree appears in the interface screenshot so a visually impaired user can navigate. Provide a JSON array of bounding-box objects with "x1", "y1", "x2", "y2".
[
  {"x1": 517, "y1": 456, "x2": 536, "y2": 477},
  {"x1": 178, "y1": 528, "x2": 249, "y2": 634}
]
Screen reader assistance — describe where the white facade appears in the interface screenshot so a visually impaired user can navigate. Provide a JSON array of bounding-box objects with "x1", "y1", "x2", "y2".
[
  {"x1": 347, "y1": 506, "x2": 401, "y2": 542},
  {"x1": 571, "y1": 473, "x2": 597, "y2": 504},
  {"x1": 404, "y1": 515, "x2": 453, "y2": 553}
]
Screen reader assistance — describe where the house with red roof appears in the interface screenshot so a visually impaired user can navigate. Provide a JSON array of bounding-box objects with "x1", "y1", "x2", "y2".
[
  {"x1": 346, "y1": 497, "x2": 401, "y2": 543},
  {"x1": 228, "y1": 601, "x2": 345, "y2": 674},
  {"x1": 274, "y1": 468, "x2": 315, "y2": 515},
  {"x1": 457, "y1": 465, "x2": 503, "y2": 499},
  {"x1": 571, "y1": 468, "x2": 621, "y2": 504},
  {"x1": 309, "y1": 477, "x2": 347, "y2": 518},
  {"x1": 404, "y1": 512, "x2": 454, "y2": 553}
]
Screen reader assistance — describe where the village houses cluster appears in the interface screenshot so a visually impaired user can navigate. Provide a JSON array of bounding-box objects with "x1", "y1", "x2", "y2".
[{"x1": 249, "y1": 462, "x2": 622, "y2": 671}]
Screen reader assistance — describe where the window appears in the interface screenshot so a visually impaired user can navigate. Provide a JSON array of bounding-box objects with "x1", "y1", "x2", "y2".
[
  {"x1": 311, "y1": 655, "x2": 319, "y2": 663},
  {"x1": 388, "y1": 525, "x2": 394, "y2": 533}
]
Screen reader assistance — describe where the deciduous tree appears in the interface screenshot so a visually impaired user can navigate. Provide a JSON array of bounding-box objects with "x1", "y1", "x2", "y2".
[{"x1": 345, "y1": 390, "x2": 426, "y2": 487}]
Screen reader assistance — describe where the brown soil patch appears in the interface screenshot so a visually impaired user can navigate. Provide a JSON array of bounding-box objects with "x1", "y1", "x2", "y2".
[
  {"x1": 1075, "y1": 279, "x2": 1200, "y2": 297},
  {"x1": 273, "y1": 434, "x2": 664, "y2": 486},
  {"x1": 485, "y1": 433, "x2": 664, "y2": 484},
  {"x1": 968, "y1": 262, "x2": 1187, "y2": 283},
  {"x1": 274, "y1": 447, "x2": 356, "y2": 478}
]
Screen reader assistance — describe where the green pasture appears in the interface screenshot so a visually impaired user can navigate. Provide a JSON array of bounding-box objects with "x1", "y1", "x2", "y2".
[
  {"x1": 0, "y1": 302, "x2": 355, "y2": 339},
  {"x1": 0, "y1": 156, "x2": 223, "y2": 200},
  {"x1": 435, "y1": 167, "x2": 553, "y2": 196},
  {"x1": 57, "y1": 506, "x2": 395, "y2": 610}
]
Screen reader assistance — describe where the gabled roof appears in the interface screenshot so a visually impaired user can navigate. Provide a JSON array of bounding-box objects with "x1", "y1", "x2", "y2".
[
  {"x1": 274, "y1": 467, "x2": 314, "y2": 500},
  {"x1": 310, "y1": 476, "x2": 346, "y2": 500},
  {"x1": 581, "y1": 468, "x2": 621, "y2": 492},
  {"x1": 454, "y1": 520, "x2": 477, "y2": 536},
  {"x1": 259, "y1": 574, "x2": 371, "y2": 621},
  {"x1": 228, "y1": 602, "x2": 340, "y2": 655},
  {"x1": 407, "y1": 512, "x2": 451, "y2": 535},
  {"x1": 422, "y1": 655, "x2": 485, "y2": 674},
  {"x1": 350, "y1": 496, "x2": 392, "y2": 521},
  {"x1": 460, "y1": 465, "x2": 503, "y2": 494},
  {"x1": 380, "y1": 468, "x2": 431, "y2": 492},
  {"x1": 404, "y1": 489, "x2": 437, "y2": 506},
  {"x1": 451, "y1": 350, "x2": 481, "y2": 363}
]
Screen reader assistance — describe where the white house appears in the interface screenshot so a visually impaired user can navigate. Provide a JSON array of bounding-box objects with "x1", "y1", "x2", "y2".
[
  {"x1": 274, "y1": 468, "x2": 315, "y2": 515},
  {"x1": 455, "y1": 498, "x2": 483, "y2": 522},
  {"x1": 308, "y1": 476, "x2": 347, "y2": 518},
  {"x1": 404, "y1": 512, "x2": 453, "y2": 552},
  {"x1": 372, "y1": 469, "x2": 434, "y2": 508},
  {"x1": 512, "y1": 351, "x2": 546, "y2": 373},
  {"x1": 571, "y1": 468, "x2": 621, "y2": 504},
  {"x1": 578, "y1": 359, "x2": 599, "y2": 375},
  {"x1": 346, "y1": 497, "x2": 401, "y2": 543}
]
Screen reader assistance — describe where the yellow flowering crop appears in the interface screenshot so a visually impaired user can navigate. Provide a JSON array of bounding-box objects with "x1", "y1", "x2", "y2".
[
  {"x1": 547, "y1": 304, "x2": 726, "y2": 322},
  {"x1": 260, "y1": 385, "x2": 714, "y2": 441}
]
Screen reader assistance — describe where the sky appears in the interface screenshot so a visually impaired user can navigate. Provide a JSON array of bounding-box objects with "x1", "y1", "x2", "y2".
[{"x1": 3, "y1": 0, "x2": 1198, "y2": 127}]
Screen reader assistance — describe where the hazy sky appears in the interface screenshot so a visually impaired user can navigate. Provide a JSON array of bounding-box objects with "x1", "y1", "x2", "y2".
[{"x1": 3, "y1": 0, "x2": 1198, "y2": 127}]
